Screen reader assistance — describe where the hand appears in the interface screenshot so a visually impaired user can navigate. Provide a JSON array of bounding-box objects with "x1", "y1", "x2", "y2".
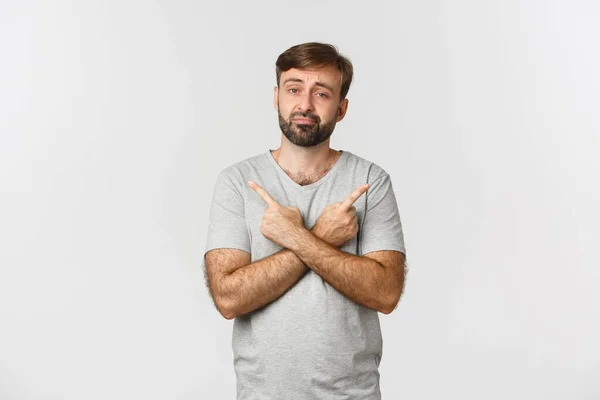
[
  {"x1": 312, "y1": 183, "x2": 370, "y2": 248},
  {"x1": 248, "y1": 180, "x2": 306, "y2": 248}
]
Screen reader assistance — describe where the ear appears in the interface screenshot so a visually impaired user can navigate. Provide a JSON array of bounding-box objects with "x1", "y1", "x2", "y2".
[
  {"x1": 336, "y1": 98, "x2": 349, "y2": 122},
  {"x1": 273, "y1": 86, "x2": 279, "y2": 111}
]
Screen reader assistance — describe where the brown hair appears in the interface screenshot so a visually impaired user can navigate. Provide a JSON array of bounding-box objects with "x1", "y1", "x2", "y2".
[{"x1": 275, "y1": 42, "x2": 354, "y2": 100}]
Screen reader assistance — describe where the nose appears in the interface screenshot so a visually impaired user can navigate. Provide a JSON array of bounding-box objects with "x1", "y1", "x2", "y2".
[{"x1": 296, "y1": 91, "x2": 315, "y2": 113}]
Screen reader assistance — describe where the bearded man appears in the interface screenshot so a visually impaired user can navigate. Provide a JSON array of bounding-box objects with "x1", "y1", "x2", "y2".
[{"x1": 204, "y1": 42, "x2": 407, "y2": 400}]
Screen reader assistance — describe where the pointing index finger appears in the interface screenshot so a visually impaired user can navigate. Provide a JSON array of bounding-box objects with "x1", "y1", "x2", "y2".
[
  {"x1": 341, "y1": 183, "x2": 370, "y2": 208},
  {"x1": 248, "y1": 180, "x2": 279, "y2": 208}
]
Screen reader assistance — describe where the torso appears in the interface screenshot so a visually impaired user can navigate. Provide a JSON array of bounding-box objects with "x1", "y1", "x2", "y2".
[{"x1": 205, "y1": 149, "x2": 404, "y2": 399}]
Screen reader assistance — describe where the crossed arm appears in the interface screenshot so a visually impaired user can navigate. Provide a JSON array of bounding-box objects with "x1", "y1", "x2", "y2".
[
  {"x1": 204, "y1": 181, "x2": 405, "y2": 319},
  {"x1": 204, "y1": 248, "x2": 307, "y2": 320}
]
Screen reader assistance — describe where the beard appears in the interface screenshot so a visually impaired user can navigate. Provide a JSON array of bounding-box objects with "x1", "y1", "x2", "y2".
[{"x1": 278, "y1": 109, "x2": 336, "y2": 147}]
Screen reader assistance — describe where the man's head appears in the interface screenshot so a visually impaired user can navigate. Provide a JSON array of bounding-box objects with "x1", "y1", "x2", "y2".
[{"x1": 274, "y1": 42, "x2": 353, "y2": 148}]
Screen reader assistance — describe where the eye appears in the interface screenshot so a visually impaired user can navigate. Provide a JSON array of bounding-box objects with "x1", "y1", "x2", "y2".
[
  {"x1": 316, "y1": 92, "x2": 328, "y2": 98},
  {"x1": 288, "y1": 88, "x2": 299, "y2": 94}
]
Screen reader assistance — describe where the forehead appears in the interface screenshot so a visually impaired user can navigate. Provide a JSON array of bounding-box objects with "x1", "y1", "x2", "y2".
[{"x1": 280, "y1": 66, "x2": 341, "y2": 89}]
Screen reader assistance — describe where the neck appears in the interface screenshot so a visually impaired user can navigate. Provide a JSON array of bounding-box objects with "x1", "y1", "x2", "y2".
[{"x1": 271, "y1": 135, "x2": 339, "y2": 175}]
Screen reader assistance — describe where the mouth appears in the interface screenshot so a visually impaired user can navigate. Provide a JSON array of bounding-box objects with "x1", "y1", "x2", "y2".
[{"x1": 293, "y1": 118, "x2": 317, "y2": 125}]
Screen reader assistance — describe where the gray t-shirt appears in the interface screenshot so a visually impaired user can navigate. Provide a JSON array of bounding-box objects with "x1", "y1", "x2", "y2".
[{"x1": 205, "y1": 149, "x2": 405, "y2": 399}]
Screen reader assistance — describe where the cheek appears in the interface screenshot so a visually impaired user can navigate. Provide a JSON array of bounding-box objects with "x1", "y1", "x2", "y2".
[
  {"x1": 321, "y1": 105, "x2": 340, "y2": 122},
  {"x1": 278, "y1": 108, "x2": 292, "y2": 120},
  {"x1": 277, "y1": 100, "x2": 293, "y2": 117}
]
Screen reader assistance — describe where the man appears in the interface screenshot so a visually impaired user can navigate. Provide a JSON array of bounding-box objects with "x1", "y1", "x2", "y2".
[{"x1": 204, "y1": 42, "x2": 406, "y2": 399}]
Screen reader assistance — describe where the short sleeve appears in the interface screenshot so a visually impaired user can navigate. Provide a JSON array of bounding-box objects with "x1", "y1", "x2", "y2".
[
  {"x1": 204, "y1": 169, "x2": 251, "y2": 255},
  {"x1": 359, "y1": 174, "x2": 406, "y2": 256}
]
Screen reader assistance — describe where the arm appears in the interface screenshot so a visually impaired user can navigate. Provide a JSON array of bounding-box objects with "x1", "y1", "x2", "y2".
[
  {"x1": 204, "y1": 225, "x2": 356, "y2": 319},
  {"x1": 286, "y1": 230, "x2": 405, "y2": 314},
  {"x1": 249, "y1": 178, "x2": 406, "y2": 314},
  {"x1": 205, "y1": 173, "x2": 309, "y2": 320},
  {"x1": 207, "y1": 180, "x2": 374, "y2": 319},
  {"x1": 205, "y1": 223, "x2": 355, "y2": 320},
  {"x1": 204, "y1": 248, "x2": 307, "y2": 320},
  {"x1": 204, "y1": 171, "x2": 304, "y2": 320}
]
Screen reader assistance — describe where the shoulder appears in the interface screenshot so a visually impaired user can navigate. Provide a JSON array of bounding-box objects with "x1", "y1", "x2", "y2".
[
  {"x1": 341, "y1": 150, "x2": 390, "y2": 184},
  {"x1": 215, "y1": 152, "x2": 271, "y2": 187}
]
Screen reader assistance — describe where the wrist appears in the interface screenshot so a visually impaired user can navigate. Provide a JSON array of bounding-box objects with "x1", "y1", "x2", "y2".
[
  {"x1": 310, "y1": 225, "x2": 321, "y2": 239},
  {"x1": 286, "y1": 226, "x2": 312, "y2": 253}
]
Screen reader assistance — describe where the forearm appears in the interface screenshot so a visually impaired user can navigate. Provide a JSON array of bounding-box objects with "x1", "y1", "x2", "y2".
[
  {"x1": 214, "y1": 224, "x2": 349, "y2": 319},
  {"x1": 217, "y1": 249, "x2": 308, "y2": 319},
  {"x1": 289, "y1": 230, "x2": 398, "y2": 313}
]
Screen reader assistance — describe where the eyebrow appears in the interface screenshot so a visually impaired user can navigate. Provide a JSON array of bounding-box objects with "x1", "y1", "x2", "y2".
[{"x1": 282, "y1": 78, "x2": 335, "y2": 93}]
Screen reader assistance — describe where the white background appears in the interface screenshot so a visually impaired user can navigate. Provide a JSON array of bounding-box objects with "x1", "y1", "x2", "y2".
[{"x1": 1, "y1": 1, "x2": 599, "y2": 399}]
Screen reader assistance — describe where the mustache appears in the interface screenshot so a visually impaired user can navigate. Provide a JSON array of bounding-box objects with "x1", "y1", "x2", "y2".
[{"x1": 290, "y1": 112, "x2": 320, "y2": 123}]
